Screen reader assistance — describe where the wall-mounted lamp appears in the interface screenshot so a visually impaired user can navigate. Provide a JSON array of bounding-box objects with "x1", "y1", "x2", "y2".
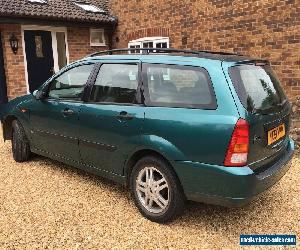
[{"x1": 9, "y1": 33, "x2": 19, "y2": 54}]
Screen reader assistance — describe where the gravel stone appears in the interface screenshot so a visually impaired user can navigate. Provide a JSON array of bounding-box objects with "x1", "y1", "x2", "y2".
[{"x1": 0, "y1": 130, "x2": 299, "y2": 249}]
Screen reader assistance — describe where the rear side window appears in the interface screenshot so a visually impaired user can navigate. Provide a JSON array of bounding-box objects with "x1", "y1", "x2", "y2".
[
  {"x1": 143, "y1": 64, "x2": 217, "y2": 109},
  {"x1": 89, "y1": 64, "x2": 139, "y2": 104},
  {"x1": 229, "y1": 65, "x2": 287, "y2": 114}
]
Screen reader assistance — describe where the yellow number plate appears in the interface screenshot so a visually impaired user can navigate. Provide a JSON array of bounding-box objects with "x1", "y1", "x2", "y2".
[{"x1": 268, "y1": 124, "x2": 285, "y2": 145}]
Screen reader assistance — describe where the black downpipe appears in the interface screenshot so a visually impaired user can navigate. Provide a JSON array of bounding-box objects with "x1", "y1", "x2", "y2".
[{"x1": 0, "y1": 32, "x2": 8, "y2": 104}]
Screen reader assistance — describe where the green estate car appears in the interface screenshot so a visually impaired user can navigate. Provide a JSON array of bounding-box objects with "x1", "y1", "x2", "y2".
[{"x1": 0, "y1": 48, "x2": 294, "y2": 223}]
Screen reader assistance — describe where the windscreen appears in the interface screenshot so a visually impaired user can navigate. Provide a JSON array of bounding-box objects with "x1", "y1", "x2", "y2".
[{"x1": 229, "y1": 65, "x2": 287, "y2": 114}]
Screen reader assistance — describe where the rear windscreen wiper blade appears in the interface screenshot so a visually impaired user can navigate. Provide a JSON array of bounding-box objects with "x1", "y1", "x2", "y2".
[
  {"x1": 251, "y1": 106, "x2": 277, "y2": 115},
  {"x1": 277, "y1": 99, "x2": 287, "y2": 107}
]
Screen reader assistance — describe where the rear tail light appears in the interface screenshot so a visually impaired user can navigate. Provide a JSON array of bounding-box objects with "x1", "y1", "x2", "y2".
[{"x1": 224, "y1": 118, "x2": 249, "y2": 167}]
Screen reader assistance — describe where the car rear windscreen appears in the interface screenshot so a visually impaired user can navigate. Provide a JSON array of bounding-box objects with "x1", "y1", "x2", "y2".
[{"x1": 229, "y1": 64, "x2": 287, "y2": 114}]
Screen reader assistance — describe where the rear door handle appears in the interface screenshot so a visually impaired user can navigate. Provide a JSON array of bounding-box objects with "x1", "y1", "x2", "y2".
[
  {"x1": 62, "y1": 108, "x2": 75, "y2": 116},
  {"x1": 117, "y1": 111, "x2": 134, "y2": 121}
]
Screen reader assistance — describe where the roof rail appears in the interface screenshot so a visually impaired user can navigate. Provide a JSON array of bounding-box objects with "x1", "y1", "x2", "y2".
[{"x1": 88, "y1": 48, "x2": 239, "y2": 57}]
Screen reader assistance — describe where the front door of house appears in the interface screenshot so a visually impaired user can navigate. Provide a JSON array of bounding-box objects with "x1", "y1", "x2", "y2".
[
  {"x1": 0, "y1": 32, "x2": 8, "y2": 104},
  {"x1": 24, "y1": 30, "x2": 54, "y2": 93}
]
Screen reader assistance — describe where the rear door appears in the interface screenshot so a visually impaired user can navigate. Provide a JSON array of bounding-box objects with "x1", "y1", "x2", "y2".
[
  {"x1": 78, "y1": 61, "x2": 145, "y2": 175},
  {"x1": 227, "y1": 63, "x2": 291, "y2": 170}
]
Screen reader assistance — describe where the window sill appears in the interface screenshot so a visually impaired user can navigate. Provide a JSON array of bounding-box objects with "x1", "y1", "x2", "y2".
[{"x1": 90, "y1": 43, "x2": 107, "y2": 47}]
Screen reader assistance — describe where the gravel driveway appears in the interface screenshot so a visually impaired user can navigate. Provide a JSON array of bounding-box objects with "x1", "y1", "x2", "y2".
[{"x1": 0, "y1": 132, "x2": 299, "y2": 249}]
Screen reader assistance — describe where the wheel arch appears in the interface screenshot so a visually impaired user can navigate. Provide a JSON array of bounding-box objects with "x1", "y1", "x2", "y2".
[{"x1": 124, "y1": 148, "x2": 184, "y2": 191}]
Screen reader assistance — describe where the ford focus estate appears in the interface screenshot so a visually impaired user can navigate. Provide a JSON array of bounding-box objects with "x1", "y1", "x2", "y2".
[{"x1": 0, "y1": 48, "x2": 294, "y2": 223}]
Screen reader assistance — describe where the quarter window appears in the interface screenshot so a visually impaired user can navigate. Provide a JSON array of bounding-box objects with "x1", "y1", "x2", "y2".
[
  {"x1": 90, "y1": 64, "x2": 139, "y2": 104},
  {"x1": 143, "y1": 64, "x2": 217, "y2": 109},
  {"x1": 48, "y1": 64, "x2": 94, "y2": 100}
]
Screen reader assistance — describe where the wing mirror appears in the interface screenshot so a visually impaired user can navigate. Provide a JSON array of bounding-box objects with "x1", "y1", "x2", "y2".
[{"x1": 32, "y1": 90, "x2": 45, "y2": 100}]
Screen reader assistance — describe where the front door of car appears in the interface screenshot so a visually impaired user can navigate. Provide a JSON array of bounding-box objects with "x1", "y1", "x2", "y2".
[
  {"x1": 28, "y1": 63, "x2": 95, "y2": 161},
  {"x1": 79, "y1": 62, "x2": 145, "y2": 175}
]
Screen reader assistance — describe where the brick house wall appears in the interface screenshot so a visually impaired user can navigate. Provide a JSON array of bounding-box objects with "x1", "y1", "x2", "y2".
[
  {"x1": 67, "y1": 27, "x2": 108, "y2": 62},
  {"x1": 0, "y1": 25, "x2": 108, "y2": 100},
  {"x1": 108, "y1": 0, "x2": 300, "y2": 99},
  {"x1": 0, "y1": 24, "x2": 27, "y2": 100}
]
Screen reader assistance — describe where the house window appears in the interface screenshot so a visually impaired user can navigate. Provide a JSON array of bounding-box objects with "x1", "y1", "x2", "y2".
[
  {"x1": 128, "y1": 37, "x2": 169, "y2": 53},
  {"x1": 74, "y1": 3, "x2": 105, "y2": 13},
  {"x1": 90, "y1": 29, "x2": 106, "y2": 46},
  {"x1": 28, "y1": 0, "x2": 47, "y2": 4},
  {"x1": 34, "y1": 36, "x2": 44, "y2": 58},
  {"x1": 56, "y1": 32, "x2": 67, "y2": 69}
]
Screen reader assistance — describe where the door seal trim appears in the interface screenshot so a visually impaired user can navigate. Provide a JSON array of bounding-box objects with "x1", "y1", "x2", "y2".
[{"x1": 80, "y1": 139, "x2": 117, "y2": 152}]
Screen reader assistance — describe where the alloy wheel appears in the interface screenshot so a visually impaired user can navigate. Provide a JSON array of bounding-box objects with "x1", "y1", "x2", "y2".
[{"x1": 135, "y1": 166, "x2": 170, "y2": 214}]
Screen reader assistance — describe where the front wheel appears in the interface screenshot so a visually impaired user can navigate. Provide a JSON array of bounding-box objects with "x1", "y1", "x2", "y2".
[
  {"x1": 12, "y1": 120, "x2": 31, "y2": 162},
  {"x1": 130, "y1": 156, "x2": 185, "y2": 223}
]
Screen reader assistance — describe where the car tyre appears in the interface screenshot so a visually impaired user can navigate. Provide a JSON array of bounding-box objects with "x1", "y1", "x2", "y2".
[
  {"x1": 130, "y1": 156, "x2": 185, "y2": 223},
  {"x1": 12, "y1": 120, "x2": 31, "y2": 162}
]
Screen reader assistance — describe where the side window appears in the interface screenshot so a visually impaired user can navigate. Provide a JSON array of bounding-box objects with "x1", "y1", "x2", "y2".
[
  {"x1": 89, "y1": 64, "x2": 139, "y2": 104},
  {"x1": 143, "y1": 64, "x2": 217, "y2": 109},
  {"x1": 48, "y1": 64, "x2": 94, "y2": 100}
]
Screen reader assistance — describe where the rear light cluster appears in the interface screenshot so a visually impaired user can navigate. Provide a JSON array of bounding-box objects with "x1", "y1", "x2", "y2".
[{"x1": 224, "y1": 118, "x2": 249, "y2": 167}]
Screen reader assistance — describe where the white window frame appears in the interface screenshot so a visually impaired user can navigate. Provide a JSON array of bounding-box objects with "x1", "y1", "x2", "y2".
[
  {"x1": 128, "y1": 42, "x2": 141, "y2": 49},
  {"x1": 128, "y1": 37, "x2": 169, "y2": 53},
  {"x1": 21, "y1": 25, "x2": 70, "y2": 94},
  {"x1": 90, "y1": 28, "x2": 106, "y2": 47}
]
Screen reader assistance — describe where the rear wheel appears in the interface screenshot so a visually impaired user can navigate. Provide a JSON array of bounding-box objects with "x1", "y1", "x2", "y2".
[
  {"x1": 130, "y1": 156, "x2": 185, "y2": 223},
  {"x1": 12, "y1": 120, "x2": 31, "y2": 162}
]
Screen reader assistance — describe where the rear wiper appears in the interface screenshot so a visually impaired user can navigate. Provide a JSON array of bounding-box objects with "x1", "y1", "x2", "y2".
[
  {"x1": 251, "y1": 106, "x2": 277, "y2": 115},
  {"x1": 277, "y1": 99, "x2": 287, "y2": 107}
]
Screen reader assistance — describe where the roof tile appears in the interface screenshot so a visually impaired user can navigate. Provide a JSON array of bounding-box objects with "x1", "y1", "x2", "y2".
[{"x1": 0, "y1": 0, "x2": 116, "y2": 24}]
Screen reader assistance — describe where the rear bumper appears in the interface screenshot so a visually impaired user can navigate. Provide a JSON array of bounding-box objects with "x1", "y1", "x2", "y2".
[{"x1": 173, "y1": 138, "x2": 294, "y2": 207}]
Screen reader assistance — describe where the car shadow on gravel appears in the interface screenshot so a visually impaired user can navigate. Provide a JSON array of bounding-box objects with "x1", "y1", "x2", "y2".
[{"x1": 28, "y1": 153, "x2": 286, "y2": 230}]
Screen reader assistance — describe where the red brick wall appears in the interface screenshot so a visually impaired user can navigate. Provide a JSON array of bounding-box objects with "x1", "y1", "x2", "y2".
[
  {"x1": 0, "y1": 24, "x2": 27, "y2": 100},
  {"x1": 109, "y1": 0, "x2": 300, "y2": 98},
  {"x1": 67, "y1": 27, "x2": 108, "y2": 63},
  {"x1": 0, "y1": 25, "x2": 109, "y2": 100}
]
